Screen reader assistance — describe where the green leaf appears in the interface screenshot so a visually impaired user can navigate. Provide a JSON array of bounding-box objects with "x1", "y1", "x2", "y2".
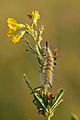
[
  {"x1": 25, "y1": 39, "x2": 37, "y2": 54},
  {"x1": 25, "y1": 49, "x2": 30, "y2": 52},
  {"x1": 54, "y1": 89, "x2": 64, "y2": 104},
  {"x1": 51, "y1": 99, "x2": 64, "y2": 112},
  {"x1": 37, "y1": 44, "x2": 43, "y2": 55},
  {"x1": 24, "y1": 74, "x2": 33, "y2": 92},
  {"x1": 26, "y1": 31, "x2": 34, "y2": 39},
  {"x1": 25, "y1": 49, "x2": 36, "y2": 54},
  {"x1": 50, "y1": 89, "x2": 64, "y2": 112},
  {"x1": 33, "y1": 86, "x2": 43, "y2": 91},
  {"x1": 33, "y1": 92, "x2": 49, "y2": 113},
  {"x1": 71, "y1": 113, "x2": 79, "y2": 120},
  {"x1": 37, "y1": 56, "x2": 43, "y2": 65},
  {"x1": 25, "y1": 39, "x2": 32, "y2": 49},
  {"x1": 33, "y1": 99, "x2": 43, "y2": 108}
]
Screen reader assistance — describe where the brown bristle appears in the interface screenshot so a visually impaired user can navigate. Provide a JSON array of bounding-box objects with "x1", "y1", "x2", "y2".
[{"x1": 53, "y1": 48, "x2": 58, "y2": 55}]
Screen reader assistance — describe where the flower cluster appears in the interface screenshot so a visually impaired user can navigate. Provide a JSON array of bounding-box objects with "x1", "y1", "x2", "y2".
[
  {"x1": 7, "y1": 10, "x2": 40, "y2": 44},
  {"x1": 7, "y1": 18, "x2": 26, "y2": 44},
  {"x1": 32, "y1": 10, "x2": 40, "y2": 27}
]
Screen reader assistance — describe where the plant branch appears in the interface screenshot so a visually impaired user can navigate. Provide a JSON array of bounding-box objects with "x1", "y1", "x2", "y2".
[{"x1": 46, "y1": 116, "x2": 50, "y2": 120}]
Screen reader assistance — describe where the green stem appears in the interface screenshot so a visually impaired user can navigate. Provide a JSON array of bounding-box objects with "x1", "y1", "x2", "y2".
[
  {"x1": 46, "y1": 116, "x2": 50, "y2": 120},
  {"x1": 26, "y1": 29, "x2": 44, "y2": 68},
  {"x1": 26, "y1": 31, "x2": 34, "y2": 39}
]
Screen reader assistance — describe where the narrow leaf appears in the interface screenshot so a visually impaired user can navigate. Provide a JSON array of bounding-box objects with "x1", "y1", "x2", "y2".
[
  {"x1": 25, "y1": 49, "x2": 30, "y2": 52},
  {"x1": 37, "y1": 56, "x2": 43, "y2": 65},
  {"x1": 24, "y1": 73, "x2": 33, "y2": 92},
  {"x1": 33, "y1": 86, "x2": 42, "y2": 91},
  {"x1": 33, "y1": 99, "x2": 43, "y2": 108},
  {"x1": 25, "y1": 49, "x2": 36, "y2": 54},
  {"x1": 50, "y1": 89, "x2": 64, "y2": 112},
  {"x1": 33, "y1": 92, "x2": 48, "y2": 113},
  {"x1": 25, "y1": 39, "x2": 37, "y2": 54},
  {"x1": 51, "y1": 99, "x2": 64, "y2": 112}
]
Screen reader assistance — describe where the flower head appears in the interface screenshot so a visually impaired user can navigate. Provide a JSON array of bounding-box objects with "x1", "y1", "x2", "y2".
[
  {"x1": 32, "y1": 10, "x2": 40, "y2": 27},
  {"x1": 7, "y1": 31, "x2": 25, "y2": 44},
  {"x1": 7, "y1": 18, "x2": 25, "y2": 33}
]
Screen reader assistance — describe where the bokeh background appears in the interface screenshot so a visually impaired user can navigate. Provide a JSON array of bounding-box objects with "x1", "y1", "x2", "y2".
[{"x1": 0, "y1": 0, "x2": 80, "y2": 120}]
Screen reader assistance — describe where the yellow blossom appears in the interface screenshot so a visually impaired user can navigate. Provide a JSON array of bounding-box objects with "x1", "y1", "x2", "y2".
[
  {"x1": 7, "y1": 18, "x2": 25, "y2": 33},
  {"x1": 32, "y1": 10, "x2": 40, "y2": 27},
  {"x1": 7, "y1": 31, "x2": 25, "y2": 44}
]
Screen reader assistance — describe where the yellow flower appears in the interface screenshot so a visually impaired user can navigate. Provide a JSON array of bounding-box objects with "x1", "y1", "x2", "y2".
[
  {"x1": 32, "y1": 10, "x2": 40, "y2": 27},
  {"x1": 7, "y1": 31, "x2": 26, "y2": 44},
  {"x1": 7, "y1": 18, "x2": 25, "y2": 33}
]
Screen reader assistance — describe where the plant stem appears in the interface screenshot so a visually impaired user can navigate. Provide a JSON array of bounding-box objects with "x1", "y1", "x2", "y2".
[{"x1": 46, "y1": 116, "x2": 50, "y2": 120}]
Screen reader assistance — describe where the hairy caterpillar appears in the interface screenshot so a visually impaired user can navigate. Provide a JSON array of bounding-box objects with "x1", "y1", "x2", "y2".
[{"x1": 42, "y1": 42, "x2": 58, "y2": 88}]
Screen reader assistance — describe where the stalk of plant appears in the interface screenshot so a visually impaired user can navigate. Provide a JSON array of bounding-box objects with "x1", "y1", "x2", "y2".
[{"x1": 7, "y1": 10, "x2": 64, "y2": 120}]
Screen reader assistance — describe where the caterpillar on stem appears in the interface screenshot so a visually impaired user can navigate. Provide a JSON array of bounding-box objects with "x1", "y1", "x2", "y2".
[{"x1": 41, "y1": 42, "x2": 58, "y2": 88}]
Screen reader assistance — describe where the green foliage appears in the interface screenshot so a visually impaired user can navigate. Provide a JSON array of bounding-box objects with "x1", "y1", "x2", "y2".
[
  {"x1": 50, "y1": 89, "x2": 64, "y2": 112},
  {"x1": 33, "y1": 92, "x2": 48, "y2": 112},
  {"x1": 24, "y1": 75, "x2": 64, "y2": 119},
  {"x1": 25, "y1": 39, "x2": 37, "y2": 54},
  {"x1": 71, "y1": 113, "x2": 79, "y2": 120},
  {"x1": 24, "y1": 74, "x2": 33, "y2": 92}
]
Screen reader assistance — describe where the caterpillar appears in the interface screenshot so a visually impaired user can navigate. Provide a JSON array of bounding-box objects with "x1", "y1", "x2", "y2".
[{"x1": 41, "y1": 42, "x2": 58, "y2": 88}]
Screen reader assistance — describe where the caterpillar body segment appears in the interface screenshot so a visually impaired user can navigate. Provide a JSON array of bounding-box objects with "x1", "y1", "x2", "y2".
[{"x1": 41, "y1": 42, "x2": 57, "y2": 88}]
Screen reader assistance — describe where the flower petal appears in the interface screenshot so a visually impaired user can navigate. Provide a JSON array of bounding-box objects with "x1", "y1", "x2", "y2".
[
  {"x1": 7, "y1": 18, "x2": 26, "y2": 33},
  {"x1": 8, "y1": 31, "x2": 26, "y2": 44},
  {"x1": 7, "y1": 18, "x2": 18, "y2": 25}
]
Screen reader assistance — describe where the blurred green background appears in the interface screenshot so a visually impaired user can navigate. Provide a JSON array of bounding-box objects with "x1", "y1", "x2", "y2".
[{"x1": 0, "y1": 0, "x2": 80, "y2": 120}]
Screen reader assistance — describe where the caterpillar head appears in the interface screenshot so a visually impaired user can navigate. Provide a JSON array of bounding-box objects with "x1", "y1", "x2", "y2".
[{"x1": 41, "y1": 41, "x2": 48, "y2": 58}]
